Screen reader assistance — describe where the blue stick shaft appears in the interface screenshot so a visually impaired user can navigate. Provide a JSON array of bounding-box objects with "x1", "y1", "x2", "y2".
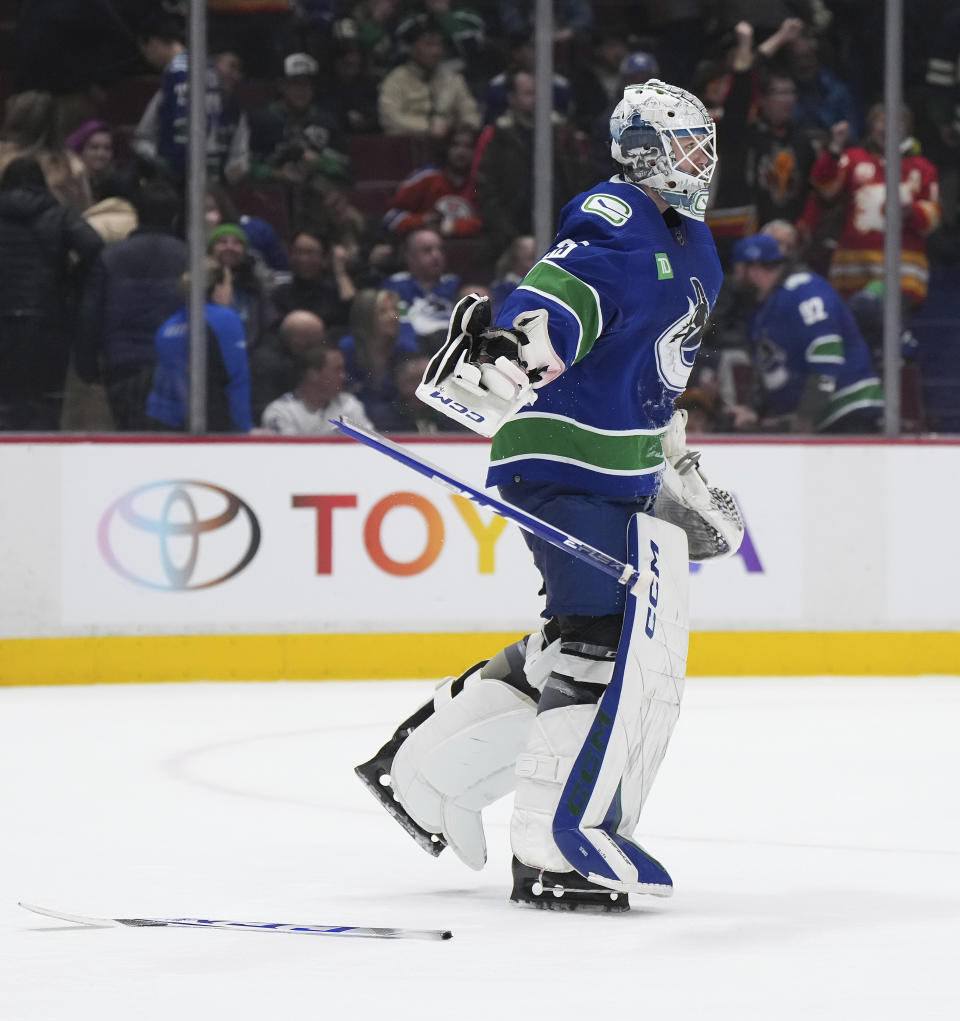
[{"x1": 332, "y1": 418, "x2": 638, "y2": 590}]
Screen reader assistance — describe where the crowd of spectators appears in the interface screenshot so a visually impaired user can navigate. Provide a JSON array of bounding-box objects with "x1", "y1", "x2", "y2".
[{"x1": 1, "y1": 0, "x2": 959, "y2": 436}]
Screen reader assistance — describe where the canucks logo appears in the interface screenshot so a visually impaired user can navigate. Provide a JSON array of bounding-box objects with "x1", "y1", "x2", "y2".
[
  {"x1": 581, "y1": 193, "x2": 632, "y2": 226},
  {"x1": 654, "y1": 277, "x2": 709, "y2": 391}
]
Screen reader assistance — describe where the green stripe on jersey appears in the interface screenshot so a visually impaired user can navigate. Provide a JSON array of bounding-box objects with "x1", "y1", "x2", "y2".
[
  {"x1": 807, "y1": 334, "x2": 844, "y2": 363},
  {"x1": 820, "y1": 378, "x2": 884, "y2": 428},
  {"x1": 491, "y1": 414, "x2": 666, "y2": 475},
  {"x1": 519, "y1": 260, "x2": 602, "y2": 364}
]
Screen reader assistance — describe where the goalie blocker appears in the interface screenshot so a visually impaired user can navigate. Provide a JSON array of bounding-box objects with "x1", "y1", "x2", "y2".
[{"x1": 415, "y1": 293, "x2": 564, "y2": 437}]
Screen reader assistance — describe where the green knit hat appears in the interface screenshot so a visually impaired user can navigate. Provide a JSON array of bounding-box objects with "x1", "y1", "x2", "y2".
[{"x1": 208, "y1": 223, "x2": 250, "y2": 250}]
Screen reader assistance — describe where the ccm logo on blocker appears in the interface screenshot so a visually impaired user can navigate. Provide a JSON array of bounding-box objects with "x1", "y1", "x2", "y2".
[
  {"x1": 423, "y1": 390, "x2": 485, "y2": 424},
  {"x1": 292, "y1": 492, "x2": 508, "y2": 576}
]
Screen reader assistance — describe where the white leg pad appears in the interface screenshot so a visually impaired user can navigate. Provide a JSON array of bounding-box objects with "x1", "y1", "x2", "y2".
[
  {"x1": 390, "y1": 650, "x2": 552, "y2": 870},
  {"x1": 511, "y1": 513, "x2": 690, "y2": 895},
  {"x1": 555, "y1": 514, "x2": 689, "y2": 894},
  {"x1": 511, "y1": 693, "x2": 601, "y2": 873}
]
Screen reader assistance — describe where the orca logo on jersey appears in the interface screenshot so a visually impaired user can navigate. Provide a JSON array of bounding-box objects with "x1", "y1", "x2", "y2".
[{"x1": 653, "y1": 276, "x2": 709, "y2": 391}]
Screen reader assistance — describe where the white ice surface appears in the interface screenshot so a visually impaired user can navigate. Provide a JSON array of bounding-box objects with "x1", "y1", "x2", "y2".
[{"x1": 2, "y1": 677, "x2": 959, "y2": 1020}]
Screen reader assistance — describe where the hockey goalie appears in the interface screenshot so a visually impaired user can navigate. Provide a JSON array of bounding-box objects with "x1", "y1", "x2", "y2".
[{"x1": 355, "y1": 78, "x2": 744, "y2": 910}]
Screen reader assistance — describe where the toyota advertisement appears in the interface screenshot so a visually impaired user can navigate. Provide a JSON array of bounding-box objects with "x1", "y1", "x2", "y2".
[
  {"x1": 0, "y1": 438, "x2": 956, "y2": 644},
  {"x1": 55, "y1": 440, "x2": 787, "y2": 637},
  {"x1": 60, "y1": 442, "x2": 546, "y2": 633}
]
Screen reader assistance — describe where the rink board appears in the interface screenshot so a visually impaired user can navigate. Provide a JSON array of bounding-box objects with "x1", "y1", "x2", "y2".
[{"x1": 1, "y1": 436, "x2": 958, "y2": 682}]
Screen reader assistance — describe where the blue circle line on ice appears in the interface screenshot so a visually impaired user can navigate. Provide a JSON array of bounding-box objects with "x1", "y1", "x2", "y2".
[{"x1": 97, "y1": 479, "x2": 261, "y2": 590}]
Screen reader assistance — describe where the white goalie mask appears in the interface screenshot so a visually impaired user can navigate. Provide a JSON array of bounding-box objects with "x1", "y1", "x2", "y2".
[{"x1": 610, "y1": 79, "x2": 717, "y2": 221}]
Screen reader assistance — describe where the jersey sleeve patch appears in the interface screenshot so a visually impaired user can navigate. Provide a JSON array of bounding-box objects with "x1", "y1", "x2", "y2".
[{"x1": 581, "y1": 193, "x2": 632, "y2": 227}]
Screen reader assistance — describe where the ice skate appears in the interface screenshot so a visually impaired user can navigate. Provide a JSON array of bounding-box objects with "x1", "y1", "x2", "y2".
[
  {"x1": 355, "y1": 710, "x2": 447, "y2": 857},
  {"x1": 509, "y1": 857, "x2": 630, "y2": 912}
]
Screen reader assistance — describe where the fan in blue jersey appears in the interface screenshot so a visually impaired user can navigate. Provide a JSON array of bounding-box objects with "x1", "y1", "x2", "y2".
[
  {"x1": 382, "y1": 228, "x2": 462, "y2": 347},
  {"x1": 134, "y1": 14, "x2": 226, "y2": 183},
  {"x1": 146, "y1": 260, "x2": 252, "y2": 434},
  {"x1": 356, "y1": 81, "x2": 745, "y2": 911},
  {"x1": 733, "y1": 232, "x2": 884, "y2": 433}
]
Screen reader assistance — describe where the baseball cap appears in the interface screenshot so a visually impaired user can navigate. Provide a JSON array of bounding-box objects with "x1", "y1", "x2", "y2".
[
  {"x1": 619, "y1": 51, "x2": 659, "y2": 81},
  {"x1": 397, "y1": 13, "x2": 443, "y2": 46},
  {"x1": 65, "y1": 119, "x2": 109, "y2": 154},
  {"x1": 732, "y1": 233, "x2": 786, "y2": 265},
  {"x1": 284, "y1": 52, "x2": 319, "y2": 78},
  {"x1": 208, "y1": 223, "x2": 250, "y2": 250}
]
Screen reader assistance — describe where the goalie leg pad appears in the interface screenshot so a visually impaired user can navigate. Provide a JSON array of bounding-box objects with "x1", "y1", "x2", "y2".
[
  {"x1": 510, "y1": 641, "x2": 618, "y2": 874},
  {"x1": 510, "y1": 514, "x2": 689, "y2": 896},
  {"x1": 553, "y1": 512, "x2": 689, "y2": 896},
  {"x1": 392, "y1": 676, "x2": 534, "y2": 871},
  {"x1": 384, "y1": 629, "x2": 560, "y2": 870}
]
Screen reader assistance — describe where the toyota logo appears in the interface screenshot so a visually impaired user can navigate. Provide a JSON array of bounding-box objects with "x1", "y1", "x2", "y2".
[{"x1": 98, "y1": 481, "x2": 261, "y2": 590}]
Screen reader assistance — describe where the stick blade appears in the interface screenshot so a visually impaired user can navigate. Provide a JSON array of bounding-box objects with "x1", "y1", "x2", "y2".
[{"x1": 19, "y1": 902, "x2": 118, "y2": 928}]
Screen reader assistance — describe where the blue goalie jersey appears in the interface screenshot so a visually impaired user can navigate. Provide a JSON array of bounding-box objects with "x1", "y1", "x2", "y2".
[
  {"x1": 487, "y1": 178, "x2": 723, "y2": 498},
  {"x1": 748, "y1": 270, "x2": 883, "y2": 429}
]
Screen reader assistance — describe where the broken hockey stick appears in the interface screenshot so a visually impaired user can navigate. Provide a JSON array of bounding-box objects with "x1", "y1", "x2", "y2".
[
  {"x1": 332, "y1": 418, "x2": 646, "y2": 592},
  {"x1": 19, "y1": 903, "x2": 452, "y2": 941}
]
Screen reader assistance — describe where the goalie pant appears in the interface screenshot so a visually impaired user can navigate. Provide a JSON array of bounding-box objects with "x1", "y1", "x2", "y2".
[{"x1": 362, "y1": 509, "x2": 690, "y2": 896}]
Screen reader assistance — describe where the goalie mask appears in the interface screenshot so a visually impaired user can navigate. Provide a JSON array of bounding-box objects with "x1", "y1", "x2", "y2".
[{"x1": 610, "y1": 79, "x2": 717, "y2": 221}]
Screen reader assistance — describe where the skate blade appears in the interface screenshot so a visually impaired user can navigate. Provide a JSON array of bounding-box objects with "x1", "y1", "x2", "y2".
[
  {"x1": 510, "y1": 872, "x2": 630, "y2": 913},
  {"x1": 354, "y1": 762, "x2": 446, "y2": 857}
]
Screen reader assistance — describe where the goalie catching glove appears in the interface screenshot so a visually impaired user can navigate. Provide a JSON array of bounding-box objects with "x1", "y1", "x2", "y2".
[
  {"x1": 654, "y1": 409, "x2": 745, "y2": 561},
  {"x1": 416, "y1": 293, "x2": 565, "y2": 437}
]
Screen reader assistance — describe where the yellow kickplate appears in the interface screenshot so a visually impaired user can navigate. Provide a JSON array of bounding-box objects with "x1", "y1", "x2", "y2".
[{"x1": 1, "y1": 632, "x2": 957, "y2": 685}]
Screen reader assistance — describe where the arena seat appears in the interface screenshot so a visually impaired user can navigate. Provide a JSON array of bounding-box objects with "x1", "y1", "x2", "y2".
[
  {"x1": 99, "y1": 74, "x2": 162, "y2": 127},
  {"x1": 235, "y1": 78, "x2": 277, "y2": 113},
  {"x1": 347, "y1": 134, "x2": 432, "y2": 183},
  {"x1": 228, "y1": 183, "x2": 291, "y2": 243},
  {"x1": 444, "y1": 237, "x2": 494, "y2": 285},
  {"x1": 347, "y1": 180, "x2": 398, "y2": 221}
]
